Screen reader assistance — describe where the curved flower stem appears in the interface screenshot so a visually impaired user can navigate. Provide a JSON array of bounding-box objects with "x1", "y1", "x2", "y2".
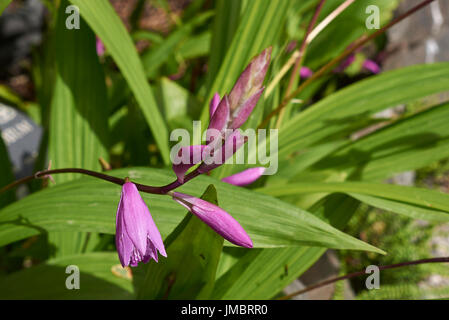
[
  {"x1": 258, "y1": 0, "x2": 436, "y2": 129},
  {"x1": 276, "y1": 256, "x2": 449, "y2": 300},
  {"x1": 0, "y1": 167, "x2": 202, "y2": 196}
]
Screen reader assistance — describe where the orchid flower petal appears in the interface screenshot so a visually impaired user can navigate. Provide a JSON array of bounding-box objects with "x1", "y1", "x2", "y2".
[
  {"x1": 363, "y1": 59, "x2": 381, "y2": 74},
  {"x1": 209, "y1": 93, "x2": 220, "y2": 119},
  {"x1": 115, "y1": 182, "x2": 166, "y2": 267},
  {"x1": 208, "y1": 95, "x2": 230, "y2": 133}
]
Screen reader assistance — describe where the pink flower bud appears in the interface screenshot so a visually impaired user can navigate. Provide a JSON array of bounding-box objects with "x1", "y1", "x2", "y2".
[
  {"x1": 228, "y1": 47, "x2": 271, "y2": 128},
  {"x1": 221, "y1": 167, "x2": 266, "y2": 186},
  {"x1": 172, "y1": 192, "x2": 253, "y2": 248}
]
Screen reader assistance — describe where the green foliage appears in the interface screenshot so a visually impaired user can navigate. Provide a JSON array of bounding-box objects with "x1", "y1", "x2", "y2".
[
  {"x1": 0, "y1": 0, "x2": 448, "y2": 300},
  {"x1": 0, "y1": 168, "x2": 382, "y2": 253}
]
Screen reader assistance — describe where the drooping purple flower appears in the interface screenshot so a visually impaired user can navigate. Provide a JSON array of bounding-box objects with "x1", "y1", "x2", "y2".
[
  {"x1": 115, "y1": 181, "x2": 166, "y2": 267},
  {"x1": 172, "y1": 145, "x2": 206, "y2": 183},
  {"x1": 362, "y1": 59, "x2": 381, "y2": 74},
  {"x1": 171, "y1": 192, "x2": 253, "y2": 248},
  {"x1": 300, "y1": 66, "x2": 313, "y2": 79},
  {"x1": 222, "y1": 167, "x2": 266, "y2": 186},
  {"x1": 96, "y1": 36, "x2": 105, "y2": 57}
]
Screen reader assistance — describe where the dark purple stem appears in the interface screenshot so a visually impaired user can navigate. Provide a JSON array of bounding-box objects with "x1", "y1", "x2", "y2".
[{"x1": 0, "y1": 167, "x2": 202, "y2": 195}]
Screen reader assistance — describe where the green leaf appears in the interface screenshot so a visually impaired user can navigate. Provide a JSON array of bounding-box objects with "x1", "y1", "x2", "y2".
[
  {"x1": 0, "y1": 167, "x2": 382, "y2": 254},
  {"x1": 156, "y1": 77, "x2": 196, "y2": 131},
  {"x1": 279, "y1": 63, "x2": 449, "y2": 159},
  {"x1": 204, "y1": 0, "x2": 242, "y2": 89},
  {"x1": 257, "y1": 181, "x2": 449, "y2": 222},
  {"x1": 131, "y1": 30, "x2": 164, "y2": 45},
  {"x1": 50, "y1": 1, "x2": 109, "y2": 183},
  {"x1": 69, "y1": 0, "x2": 170, "y2": 164},
  {"x1": 178, "y1": 31, "x2": 211, "y2": 60},
  {"x1": 136, "y1": 185, "x2": 223, "y2": 299},
  {"x1": 47, "y1": 1, "x2": 110, "y2": 256},
  {"x1": 213, "y1": 194, "x2": 360, "y2": 299},
  {"x1": 0, "y1": 252, "x2": 133, "y2": 299},
  {"x1": 0, "y1": 0, "x2": 11, "y2": 15},
  {"x1": 313, "y1": 101, "x2": 449, "y2": 181}
]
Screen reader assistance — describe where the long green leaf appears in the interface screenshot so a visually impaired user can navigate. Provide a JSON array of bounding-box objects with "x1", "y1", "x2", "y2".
[
  {"x1": 204, "y1": 0, "x2": 242, "y2": 90},
  {"x1": 279, "y1": 63, "x2": 449, "y2": 159},
  {"x1": 48, "y1": 1, "x2": 109, "y2": 256},
  {"x1": 69, "y1": 0, "x2": 170, "y2": 164},
  {"x1": 257, "y1": 181, "x2": 449, "y2": 222},
  {"x1": 313, "y1": 101, "x2": 449, "y2": 181},
  {"x1": 0, "y1": 167, "x2": 383, "y2": 254},
  {"x1": 0, "y1": 252, "x2": 133, "y2": 299},
  {"x1": 50, "y1": 1, "x2": 109, "y2": 183}
]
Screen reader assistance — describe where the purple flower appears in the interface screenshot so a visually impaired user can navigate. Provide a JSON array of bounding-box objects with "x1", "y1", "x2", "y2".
[
  {"x1": 171, "y1": 192, "x2": 253, "y2": 248},
  {"x1": 362, "y1": 59, "x2": 380, "y2": 74},
  {"x1": 115, "y1": 181, "x2": 166, "y2": 267},
  {"x1": 96, "y1": 36, "x2": 105, "y2": 57},
  {"x1": 300, "y1": 66, "x2": 313, "y2": 79},
  {"x1": 222, "y1": 167, "x2": 266, "y2": 186}
]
